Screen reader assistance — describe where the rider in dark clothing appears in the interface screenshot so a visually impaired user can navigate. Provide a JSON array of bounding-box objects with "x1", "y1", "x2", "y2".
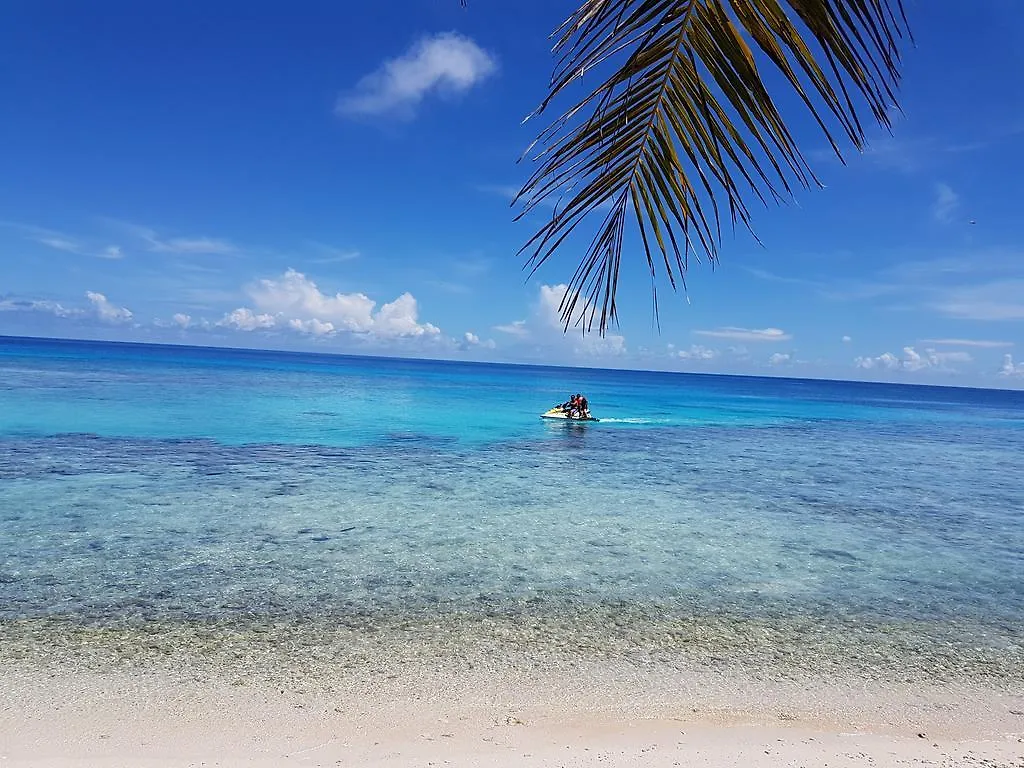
[{"x1": 561, "y1": 394, "x2": 579, "y2": 416}]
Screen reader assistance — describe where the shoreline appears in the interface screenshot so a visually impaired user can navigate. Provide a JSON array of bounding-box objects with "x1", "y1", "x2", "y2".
[
  {"x1": 2, "y1": 657, "x2": 1022, "y2": 767},
  {"x1": 3, "y1": 612, "x2": 1021, "y2": 687},
  {"x1": 2, "y1": 617, "x2": 1022, "y2": 766}
]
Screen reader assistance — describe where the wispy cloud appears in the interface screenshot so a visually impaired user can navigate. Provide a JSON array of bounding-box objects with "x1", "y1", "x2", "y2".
[
  {"x1": 427, "y1": 280, "x2": 471, "y2": 295},
  {"x1": 102, "y1": 219, "x2": 237, "y2": 255},
  {"x1": 882, "y1": 256, "x2": 1001, "y2": 282},
  {"x1": 812, "y1": 134, "x2": 998, "y2": 174},
  {"x1": 446, "y1": 256, "x2": 492, "y2": 281},
  {"x1": 741, "y1": 266, "x2": 822, "y2": 288},
  {"x1": 932, "y1": 183, "x2": 959, "y2": 223},
  {"x1": 306, "y1": 241, "x2": 360, "y2": 264},
  {"x1": 676, "y1": 344, "x2": 719, "y2": 360},
  {"x1": 768, "y1": 352, "x2": 792, "y2": 366},
  {"x1": 477, "y1": 181, "x2": 615, "y2": 214},
  {"x1": 0, "y1": 297, "x2": 81, "y2": 317},
  {"x1": 34, "y1": 235, "x2": 81, "y2": 253},
  {"x1": 921, "y1": 338, "x2": 1013, "y2": 349},
  {"x1": 694, "y1": 327, "x2": 792, "y2": 342},
  {"x1": 804, "y1": 248, "x2": 1024, "y2": 321},
  {"x1": 152, "y1": 236, "x2": 235, "y2": 254},
  {"x1": 336, "y1": 32, "x2": 497, "y2": 119},
  {"x1": 3, "y1": 222, "x2": 124, "y2": 259},
  {"x1": 931, "y1": 280, "x2": 1024, "y2": 321},
  {"x1": 182, "y1": 287, "x2": 244, "y2": 306},
  {"x1": 860, "y1": 136, "x2": 937, "y2": 173},
  {"x1": 476, "y1": 183, "x2": 522, "y2": 203},
  {"x1": 141, "y1": 232, "x2": 236, "y2": 255},
  {"x1": 817, "y1": 279, "x2": 903, "y2": 302},
  {"x1": 0, "y1": 291, "x2": 133, "y2": 323}
]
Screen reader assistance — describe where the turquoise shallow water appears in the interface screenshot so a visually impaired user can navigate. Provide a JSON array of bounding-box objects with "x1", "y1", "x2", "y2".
[{"x1": 1, "y1": 336, "x2": 1022, "y2": 678}]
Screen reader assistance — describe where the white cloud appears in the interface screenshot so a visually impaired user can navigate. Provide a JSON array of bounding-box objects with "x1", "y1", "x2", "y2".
[
  {"x1": 219, "y1": 308, "x2": 275, "y2": 331},
  {"x1": 373, "y1": 293, "x2": 440, "y2": 338},
  {"x1": 102, "y1": 245, "x2": 123, "y2": 259},
  {"x1": 537, "y1": 284, "x2": 570, "y2": 327},
  {"x1": 459, "y1": 331, "x2": 496, "y2": 351},
  {"x1": 288, "y1": 317, "x2": 335, "y2": 336},
  {"x1": 538, "y1": 283, "x2": 627, "y2": 356},
  {"x1": 855, "y1": 346, "x2": 972, "y2": 372},
  {"x1": 248, "y1": 269, "x2": 375, "y2": 332},
  {"x1": 921, "y1": 338, "x2": 1013, "y2": 348},
  {"x1": 172, "y1": 313, "x2": 191, "y2": 328},
  {"x1": 842, "y1": 335, "x2": 852, "y2": 343},
  {"x1": 999, "y1": 354, "x2": 1024, "y2": 378},
  {"x1": 86, "y1": 291, "x2": 132, "y2": 323},
  {"x1": 575, "y1": 332, "x2": 627, "y2": 357},
  {"x1": 677, "y1": 344, "x2": 719, "y2": 360},
  {"x1": 768, "y1": 352, "x2": 792, "y2": 366},
  {"x1": 222, "y1": 269, "x2": 440, "y2": 340},
  {"x1": 337, "y1": 32, "x2": 497, "y2": 119},
  {"x1": 932, "y1": 182, "x2": 959, "y2": 223},
  {"x1": 494, "y1": 320, "x2": 529, "y2": 337},
  {"x1": 495, "y1": 284, "x2": 627, "y2": 358},
  {"x1": 694, "y1": 327, "x2": 792, "y2": 342},
  {"x1": 855, "y1": 352, "x2": 900, "y2": 370}
]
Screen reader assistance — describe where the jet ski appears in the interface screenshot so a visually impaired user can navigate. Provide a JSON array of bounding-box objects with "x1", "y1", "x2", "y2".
[{"x1": 541, "y1": 406, "x2": 599, "y2": 422}]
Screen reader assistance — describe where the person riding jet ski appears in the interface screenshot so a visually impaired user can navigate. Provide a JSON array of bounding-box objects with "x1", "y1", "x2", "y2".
[
  {"x1": 577, "y1": 393, "x2": 589, "y2": 417},
  {"x1": 560, "y1": 393, "x2": 591, "y2": 419}
]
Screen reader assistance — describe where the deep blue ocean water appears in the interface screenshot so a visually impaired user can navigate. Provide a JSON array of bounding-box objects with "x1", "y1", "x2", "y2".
[{"x1": 1, "y1": 335, "x2": 1022, "y2": 675}]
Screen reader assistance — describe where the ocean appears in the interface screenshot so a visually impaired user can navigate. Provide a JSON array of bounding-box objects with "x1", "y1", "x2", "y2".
[{"x1": 1, "y1": 335, "x2": 1022, "y2": 682}]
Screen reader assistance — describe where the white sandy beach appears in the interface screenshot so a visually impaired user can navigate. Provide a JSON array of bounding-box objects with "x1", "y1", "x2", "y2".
[{"x1": 2, "y1": 660, "x2": 1022, "y2": 767}]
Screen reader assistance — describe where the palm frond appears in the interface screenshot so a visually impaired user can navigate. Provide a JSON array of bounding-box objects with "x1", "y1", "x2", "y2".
[{"x1": 515, "y1": 0, "x2": 910, "y2": 334}]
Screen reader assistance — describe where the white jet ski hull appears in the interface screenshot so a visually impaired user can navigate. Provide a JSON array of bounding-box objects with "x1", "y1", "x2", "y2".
[{"x1": 541, "y1": 407, "x2": 599, "y2": 422}]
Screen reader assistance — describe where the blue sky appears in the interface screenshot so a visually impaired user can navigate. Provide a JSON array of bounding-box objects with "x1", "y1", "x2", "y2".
[{"x1": 2, "y1": 1, "x2": 1024, "y2": 387}]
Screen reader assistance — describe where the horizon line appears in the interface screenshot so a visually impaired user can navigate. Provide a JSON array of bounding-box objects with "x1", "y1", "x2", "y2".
[{"x1": 2, "y1": 333, "x2": 1021, "y2": 394}]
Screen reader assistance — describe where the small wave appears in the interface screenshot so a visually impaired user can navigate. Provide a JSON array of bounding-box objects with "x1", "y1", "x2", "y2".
[{"x1": 598, "y1": 417, "x2": 667, "y2": 424}]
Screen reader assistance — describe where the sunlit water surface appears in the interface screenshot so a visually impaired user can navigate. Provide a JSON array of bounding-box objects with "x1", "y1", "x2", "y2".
[{"x1": 1, "y1": 337, "x2": 1022, "y2": 681}]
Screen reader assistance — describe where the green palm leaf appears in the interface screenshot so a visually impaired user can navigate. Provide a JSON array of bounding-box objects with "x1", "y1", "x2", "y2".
[{"x1": 514, "y1": 0, "x2": 910, "y2": 334}]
